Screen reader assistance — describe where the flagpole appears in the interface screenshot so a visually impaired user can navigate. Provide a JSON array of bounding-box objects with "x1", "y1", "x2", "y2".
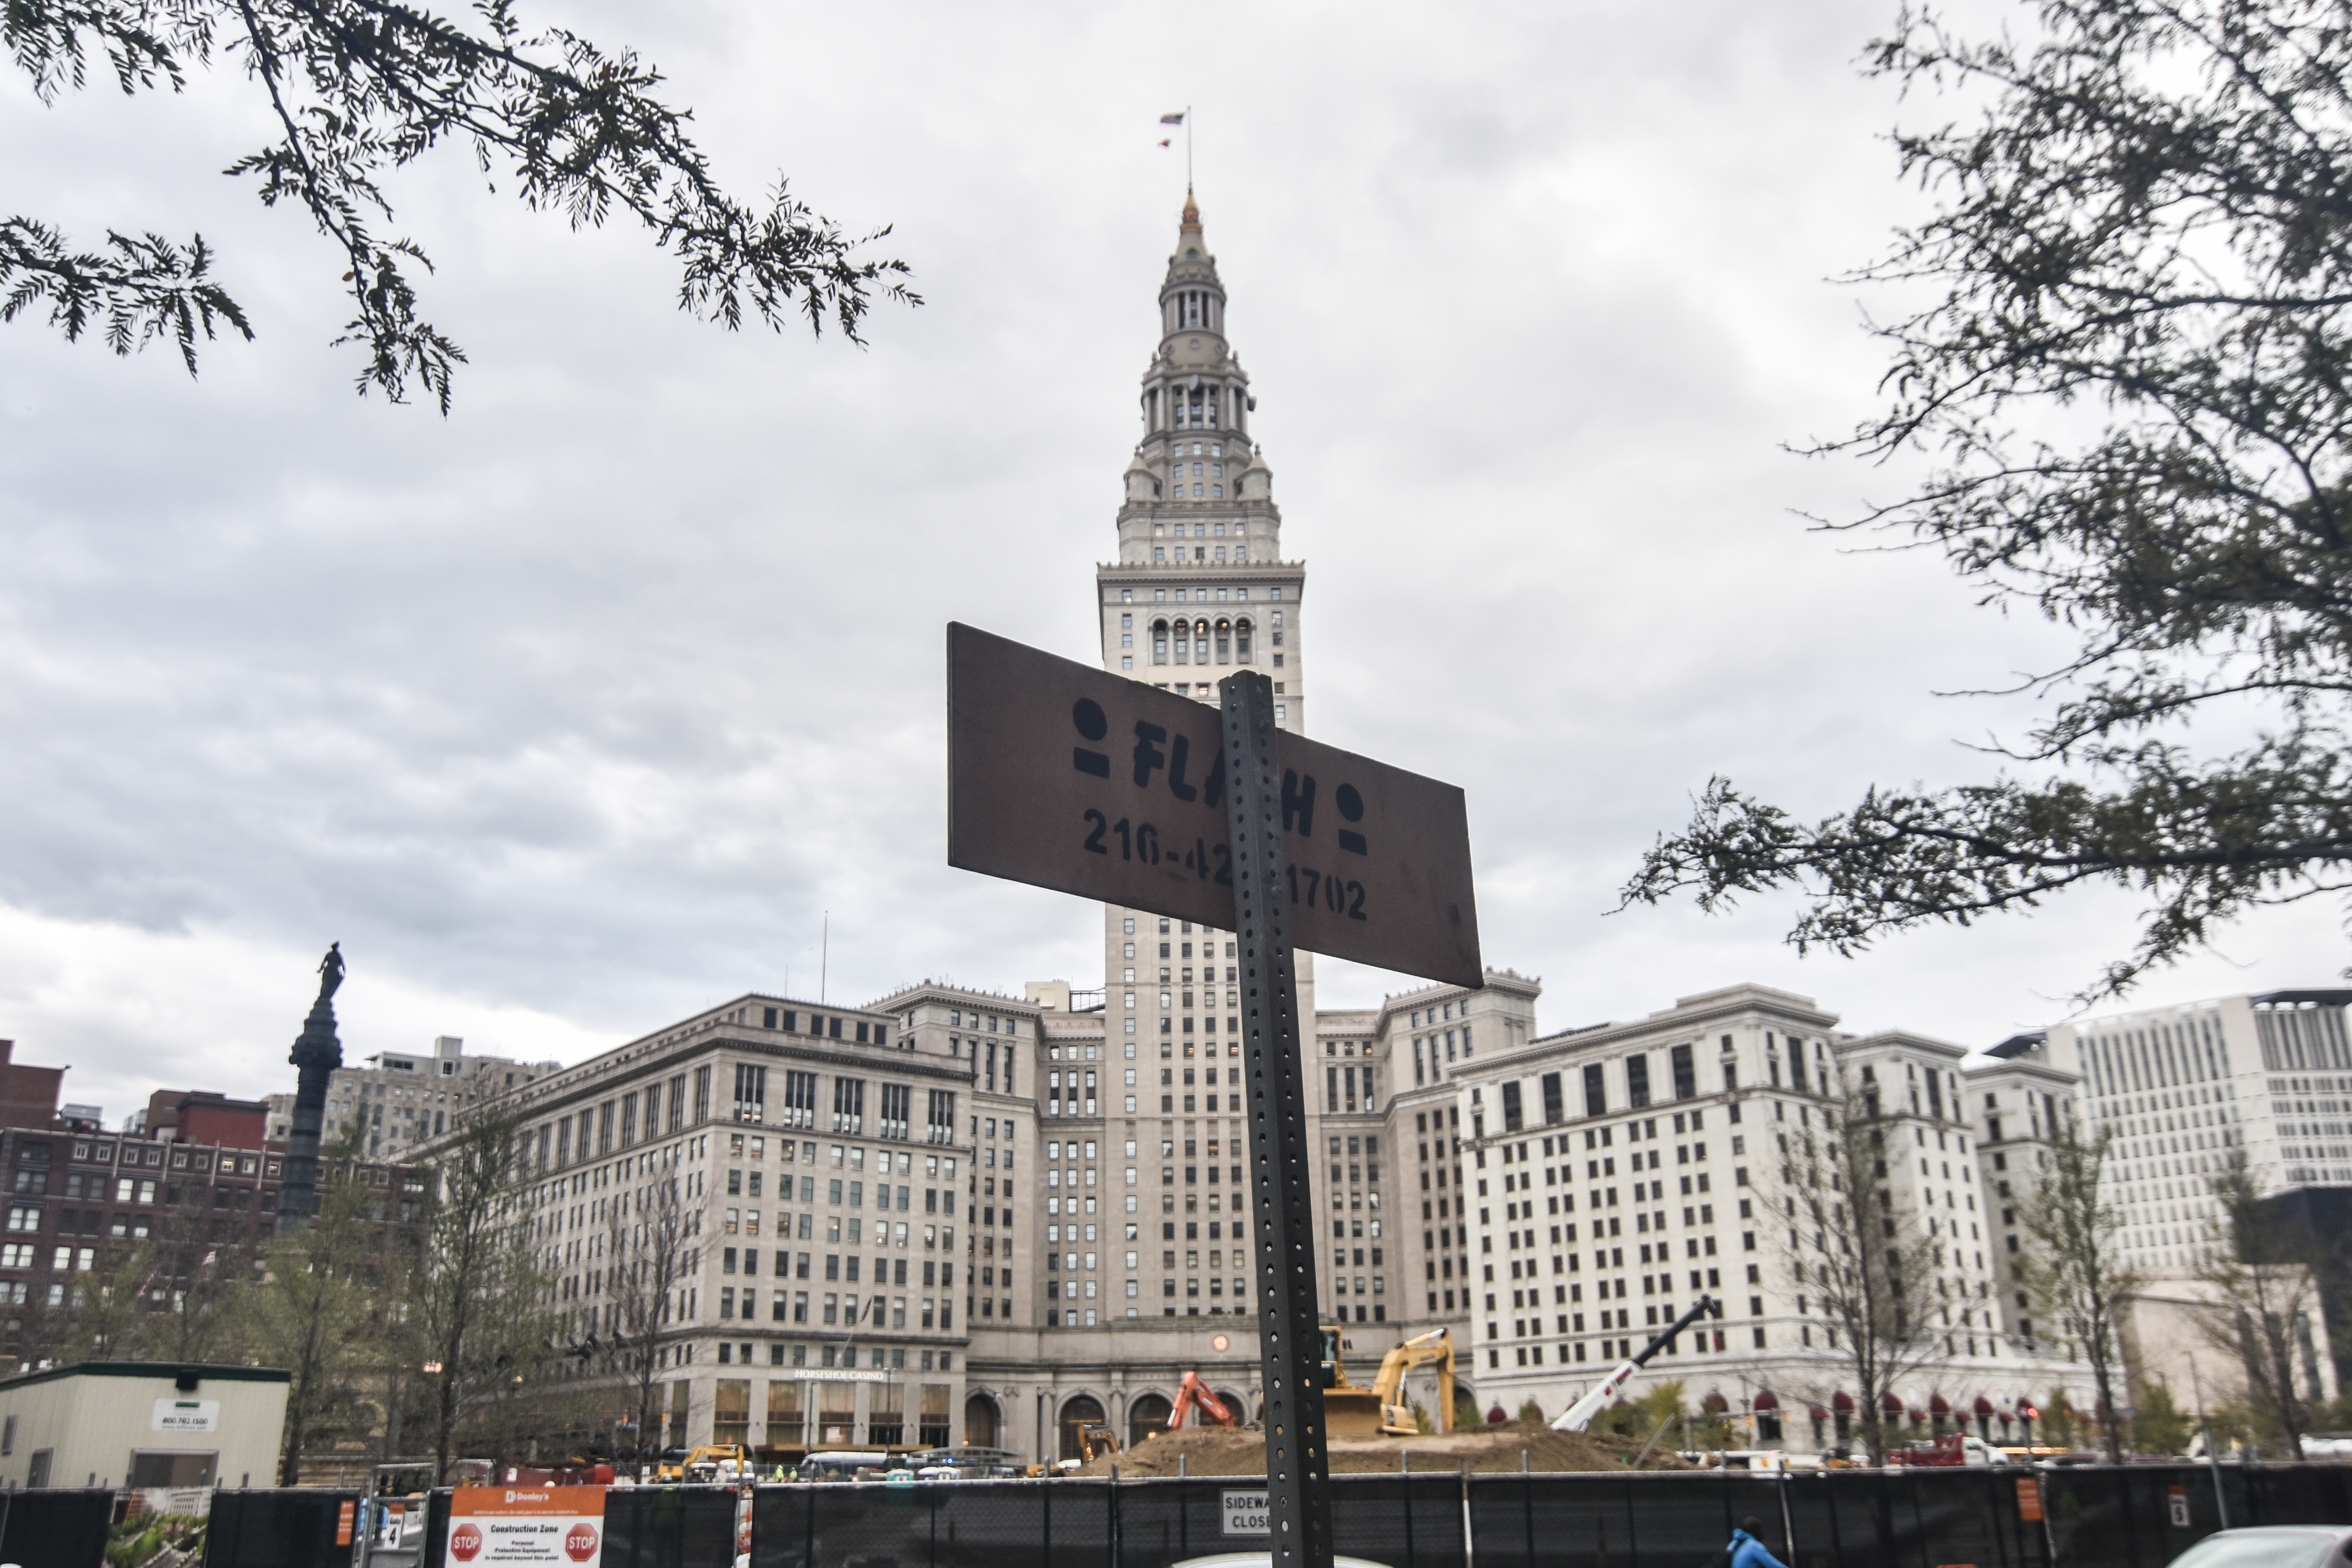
[{"x1": 1187, "y1": 104, "x2": 1194, "y2": 188}]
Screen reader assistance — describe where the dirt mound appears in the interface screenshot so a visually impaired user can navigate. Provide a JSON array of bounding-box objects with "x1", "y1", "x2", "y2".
[{"x1": 1076, "y1": 1424, "x2": 1691, "y2": 1477}]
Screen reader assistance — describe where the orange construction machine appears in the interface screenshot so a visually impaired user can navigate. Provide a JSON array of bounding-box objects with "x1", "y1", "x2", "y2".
[{"x1": 1169, "y1": 1371, "x2": 1239, "y2": 1430}]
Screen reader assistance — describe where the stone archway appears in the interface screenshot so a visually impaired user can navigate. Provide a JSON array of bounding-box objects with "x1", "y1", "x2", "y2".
[
  {"x1": 1059, "y1": 1394, "x2": 1108, "y2": 1462},
  {"x1": 1129, "y1": 1392, "x2": 1174, "y2": 1449},
  {"x1": 965, "y1": 1393, "x2": 1001, "y2": 1450}
]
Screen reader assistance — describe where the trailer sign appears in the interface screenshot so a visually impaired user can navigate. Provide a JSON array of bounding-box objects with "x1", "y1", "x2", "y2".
[{"x1": 946, "y1": 623, "x2": 1481, "y2": 986}]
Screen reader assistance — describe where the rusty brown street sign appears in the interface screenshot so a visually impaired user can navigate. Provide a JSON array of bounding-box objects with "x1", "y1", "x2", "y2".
[{"x1": 946, "y1": 622, "x2": 1481, "y2": 987}]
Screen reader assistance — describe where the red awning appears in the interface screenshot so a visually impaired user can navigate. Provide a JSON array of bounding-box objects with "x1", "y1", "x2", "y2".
[
  {"x1": 1701, "y1": 1392, "x2": 1730, "y2": 1414},
  {"x1": 1973, "y1": 1396, "x2": 1996, "y2": 1416},
  {"x1": 1929, "y1": 1395, "x2": 1951, "y2": 1415},
  {"x1": 1882, "y1": 1392, "x2": 1905, "y2": 1416},
  {"x1": 1753, "y1": 1390, "x2": 1780, "y2": 1412},
  {"x1": 1809, "y1": 1407, "x2": 1829, "y2": 1421},
  {"x1": 1831, "y1": 1392, "x2": 1855, "y2": 1412}
]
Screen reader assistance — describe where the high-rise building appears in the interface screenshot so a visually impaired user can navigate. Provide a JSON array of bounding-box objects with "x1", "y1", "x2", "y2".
[
  {"x1": 2034, "y1": 990, "x2": 2352, "y2": 1274},
  {"x1": 1091, "y1": 192, "x2": 1316, "y2": 1321}
]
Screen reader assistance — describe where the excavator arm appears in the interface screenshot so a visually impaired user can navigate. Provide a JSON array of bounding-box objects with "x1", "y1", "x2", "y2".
[
  {"x1": 1552, "y1": 1295, "x2": 1717, "y2": 1434},
  {"x1": 1169, "y1": 1370, "x2": 1238, "y2": 1430}
]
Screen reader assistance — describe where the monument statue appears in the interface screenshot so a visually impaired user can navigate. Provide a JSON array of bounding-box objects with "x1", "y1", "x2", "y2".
[{"x1": 279, "y1": 942, "x2": 347, "y2": 1233}]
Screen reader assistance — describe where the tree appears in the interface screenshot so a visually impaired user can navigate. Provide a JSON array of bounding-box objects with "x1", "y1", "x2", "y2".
[
  {"x1": 1622, "y1": 0, "x2": 2352, "y2": 1002},
  {"x1": 2195, "y1": 1157, "x2": 2323, "y2": 1455},
  {"x1": 407, "y1": 1110, "x2": 557, "y2": 1478},
  {"x1": 1773, "y1": 1084, "x2": 1949, "y2": 1463},
  {"x1": 596, "y1": 1153, "x2": 692, "y2": 1466},
  {"x1": 2, "y1": 0, "x2": 916, "y2": 410},
  {"x1": 245, "y1": 1129, "x2": 403, "y2": 1485},
  {"x1": 2135, "y1": 1379, "x2": 2196, "y2": 1455},
  {"x1": 134, "y1": 1183, "x2": 257, "y2": 1362},
  {"x1": 2012, "y1": 1123, "x2": 2143, "y2": 1462}
]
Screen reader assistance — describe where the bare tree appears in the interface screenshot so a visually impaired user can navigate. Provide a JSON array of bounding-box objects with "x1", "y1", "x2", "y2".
[
  {"x1": 247, "y1": 1129, "x2": 407, "y2": 1484},
  {"x1": 408, "y1": 1110, "x2": 557, "y2": 1479},
  {"x1": 136, "y1": 1183, "x2": 257, "y2": 1361},
  {"x1": 1773, "y1": 1084, "x2": 1948, "y2": 1463},
  {"x1": 2195, "y1": 1158, "x2": 2323, "y2": 1457},
  {"x1": 2013, "y1": 1123, "x2": 2142, "y2": 1462},
  {"x1": 598, "y1": 1151, "x2": 693, "y2": 1465}
]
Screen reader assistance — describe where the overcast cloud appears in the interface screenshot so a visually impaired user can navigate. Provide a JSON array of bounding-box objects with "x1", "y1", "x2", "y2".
[{"x1": 3, "y1": 0, "x2": 2342, "y2": 1121}]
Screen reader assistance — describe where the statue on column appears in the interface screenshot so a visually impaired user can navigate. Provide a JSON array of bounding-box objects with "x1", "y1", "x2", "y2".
[{"x1": 280, "y1": 943, "x2": 348, "y2": 1233}]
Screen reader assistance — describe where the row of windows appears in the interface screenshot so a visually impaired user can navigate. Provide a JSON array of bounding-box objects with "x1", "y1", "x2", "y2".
[
  {"x1": 1115, "y1": 586, "x2": 1285, "y2": 606},
  {"x1": 719, "y1": 1247, "x2": 949, "y2": 1286},
  {"x1": 531, "y1": 1071, "x2": 956, "y2": 1171},
  {"x1": 720, "y1": 1287, "x2": 947, "y2": 1330}
]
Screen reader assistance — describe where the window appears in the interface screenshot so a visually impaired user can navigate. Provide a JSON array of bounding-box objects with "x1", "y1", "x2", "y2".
[
  {"x1": 879, "y1": 1083, "x2": 911, "y2": 1141},
  {"x1": 1670, "y1": 1044, "x2": 1696, "y2": 1101},
  {"x1": 781, "y1": 1071, "x2": 818, "y2": 1129},
  {"x1": 1583, "y1": 1064, "x2": 1606, "y2": 1118},
  {"x1": 833, "y1": 1078, "x2": 866, "y2": 1134},
  {"x1": 1541, "y1": 1073, "x2": 1564, "y2": 1126},
  {"x1": 1626, "y1": 1056, "x2": 1651, "y2": 1109},
  {"x1": 733, "y1": 1064, "x2": 767, "y2": 1123}
]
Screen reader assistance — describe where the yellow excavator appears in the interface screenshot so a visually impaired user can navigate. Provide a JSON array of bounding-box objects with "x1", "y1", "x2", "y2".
[
  {"x1": 1321, "y1": 1326, "x2": 1455, "y2": 1439},
  {"x1": 655, "y1": 1443, "x2": 748, "y2": 1481}
]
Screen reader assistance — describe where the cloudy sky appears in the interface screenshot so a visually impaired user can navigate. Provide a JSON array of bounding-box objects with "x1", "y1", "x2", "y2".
[{"x1": 2, "y1": 0, "x2": 2341, "y2": 1120}]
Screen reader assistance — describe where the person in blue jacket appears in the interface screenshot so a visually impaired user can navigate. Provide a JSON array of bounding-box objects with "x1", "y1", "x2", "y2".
[{"x1": 1728, "y1": 1515, "x2": 1792, "y2": 1568}]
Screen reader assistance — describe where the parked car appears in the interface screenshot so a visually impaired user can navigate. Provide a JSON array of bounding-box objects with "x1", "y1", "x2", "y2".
[{"x1": 2164, "y1": 1527, "x2": 2352, "y2": 1567}]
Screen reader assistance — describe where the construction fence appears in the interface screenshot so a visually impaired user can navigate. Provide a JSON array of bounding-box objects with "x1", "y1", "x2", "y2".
[{"x1": 122, "y1": 1460, "x2": 2352, "y2": 1567}]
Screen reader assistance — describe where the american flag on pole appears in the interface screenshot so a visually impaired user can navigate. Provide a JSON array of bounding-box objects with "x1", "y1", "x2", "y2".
[{"x1": 1160, "y1": 112, "x2": 1185, "y2": 125}]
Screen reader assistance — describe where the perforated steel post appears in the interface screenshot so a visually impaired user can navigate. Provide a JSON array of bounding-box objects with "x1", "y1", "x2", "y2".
[{"x1": 1220, "y1": 668, "x2": 1334, "y2": 1568}]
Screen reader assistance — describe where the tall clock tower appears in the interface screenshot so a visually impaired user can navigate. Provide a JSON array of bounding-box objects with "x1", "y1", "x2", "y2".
[{"x1": 1091, "y1": 191, "x2": 1313, "y2": 1314}]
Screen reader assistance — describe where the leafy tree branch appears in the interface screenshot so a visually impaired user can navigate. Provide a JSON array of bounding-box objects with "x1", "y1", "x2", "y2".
[
  {"x1": 1633, "y1": 0, "x2": 2352, "y2": 998},
  {"x1": 4, "y1": 0, "x2": 917, "y2": 408}
]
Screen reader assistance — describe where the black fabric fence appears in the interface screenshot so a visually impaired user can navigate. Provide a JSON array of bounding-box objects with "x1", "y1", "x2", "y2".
[
  {"x1": 203, "y1": 1488, "x2": 362, "y2": 1568},
  {"x1": 0, "y1": 1487, "x2": 113, "y2": 1568},
  {"x1": 183, "y1": 1464, "x2": 2352, "y2": 1568}
]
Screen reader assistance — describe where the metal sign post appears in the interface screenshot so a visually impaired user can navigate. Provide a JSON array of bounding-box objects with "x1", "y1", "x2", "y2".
[
  {"x1": 1222, "y1": 668, "x2": 1334, "y2": 1568},
  {"x1": 945, "y1": 622, "x2": 1485, "y2": 1568}
]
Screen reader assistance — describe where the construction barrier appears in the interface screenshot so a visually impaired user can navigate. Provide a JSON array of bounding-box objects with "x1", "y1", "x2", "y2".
[{"x1": 156, "y1": 1460, "x2": 2352, "y2": 1568}]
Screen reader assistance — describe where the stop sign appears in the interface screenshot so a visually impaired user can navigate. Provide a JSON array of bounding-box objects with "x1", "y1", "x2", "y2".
[
  {"x1": 448, "y1": 1522, "x2": 484, "y2": 1563},
  {"x1": 564, "y1": 1520, "x2": 600, "y2": 1563}
]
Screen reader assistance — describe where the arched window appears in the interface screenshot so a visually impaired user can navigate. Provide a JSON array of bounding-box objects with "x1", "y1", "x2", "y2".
[
  {"x1": 1152, "y1": 621, "x2": 1170, "y2": 665},
  {"x1": 1127, "y1": 1392, "x2": 1173, "y2": 1449},
  {"x1": 1193, "y1": 620, "x2": 1210, "y2": 661},
  {"x1": 1235, "y1": 619, "x2": 1253, "y2": 662},
  {"x1": 1058, "y1": 1394, "x2": 1108, "y2": 1462},
  {"x1": 1214, "y1": 619, "x2": 1232, "y2": 663}
]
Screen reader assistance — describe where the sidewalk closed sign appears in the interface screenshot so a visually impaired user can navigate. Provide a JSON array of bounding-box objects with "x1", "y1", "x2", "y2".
[
  {"x1": 1222, "y1": 1489, "x2": 1270, "y2": 1536},
  {"x1": 447, "y1": 1487, "x2": 605, "y2": 1566}
]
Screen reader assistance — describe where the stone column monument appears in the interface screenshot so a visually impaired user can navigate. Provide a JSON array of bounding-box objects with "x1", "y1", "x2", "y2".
[{"x1": 278, "y1": 943, "x2": 346, "y2": 1233}]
